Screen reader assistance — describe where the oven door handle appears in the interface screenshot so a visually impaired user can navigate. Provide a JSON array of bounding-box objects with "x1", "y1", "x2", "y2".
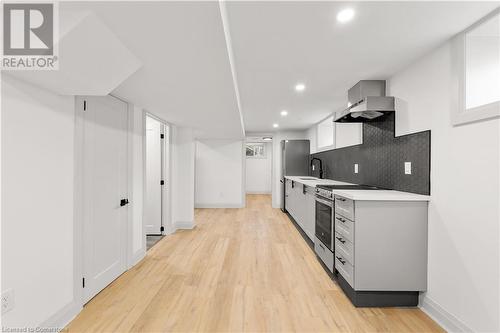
[{"x1": 315, "y1": 197, "x2": 333, "y2": 207}]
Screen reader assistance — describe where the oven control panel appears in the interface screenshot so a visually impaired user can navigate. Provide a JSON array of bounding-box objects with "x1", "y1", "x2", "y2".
[{"x1": 316, "y1": 187, "x2": 333, "y2": 199}]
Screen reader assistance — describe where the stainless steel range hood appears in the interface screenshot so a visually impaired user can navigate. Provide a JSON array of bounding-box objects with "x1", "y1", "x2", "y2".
[{"x1": 334, "y1": 80, "x2": 395, "y2": 123}]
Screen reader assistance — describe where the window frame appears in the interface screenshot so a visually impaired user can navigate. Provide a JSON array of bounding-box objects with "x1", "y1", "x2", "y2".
[
  {"x1": 451, "y1": 8, "x2": 500, "y2": 126},
  {"x1": 245, "y1": 143, "x2": 267, "y2": 159}
]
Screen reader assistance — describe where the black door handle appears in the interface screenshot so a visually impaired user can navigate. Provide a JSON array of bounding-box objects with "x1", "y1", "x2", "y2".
[{"x1": 120, "y1": 199, "x2": 129, "y2": 207}]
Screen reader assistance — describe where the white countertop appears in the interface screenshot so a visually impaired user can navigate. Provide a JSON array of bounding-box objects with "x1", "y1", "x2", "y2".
[
  {"x1": 284, "y1": 176, "x2": 430, "y2": 201},
  {"x1": 332, "y1": 189, "x2": 430, "y2": 201}
]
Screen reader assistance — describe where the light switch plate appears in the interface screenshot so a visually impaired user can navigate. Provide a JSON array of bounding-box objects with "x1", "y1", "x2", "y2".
[
  {"x1": 1, "y1": 289, "x2": 14, "y2": 314},
  {"x1": 354, "y1": 163, "x2": 359, "y2": 174},
  {"x1": 404, "y1": 162, "x2": 412, "y2": 175}
]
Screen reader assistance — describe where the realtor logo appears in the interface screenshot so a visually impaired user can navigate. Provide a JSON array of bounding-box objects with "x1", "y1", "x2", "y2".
[{"x1": 2, "y1": 2, "x2": 58, "y2": 69}]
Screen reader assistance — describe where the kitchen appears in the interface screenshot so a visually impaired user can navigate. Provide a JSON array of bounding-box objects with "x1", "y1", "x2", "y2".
[
  {"x1": 2, "y1": 2, "x2": 499, "y2": 333},
  {"x1": 278, "y1": 80, "x2": 430, "y2": 307}
]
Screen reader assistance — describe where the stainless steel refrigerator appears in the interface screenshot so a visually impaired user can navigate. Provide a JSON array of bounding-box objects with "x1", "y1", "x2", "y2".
[{"x1": 280, "y1": 140, "x2": 310, "y2": 212}]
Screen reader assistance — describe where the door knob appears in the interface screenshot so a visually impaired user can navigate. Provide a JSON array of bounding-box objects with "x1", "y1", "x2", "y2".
[{"x1": 120, "y1": 199, "x2": 129, "y2": 207}]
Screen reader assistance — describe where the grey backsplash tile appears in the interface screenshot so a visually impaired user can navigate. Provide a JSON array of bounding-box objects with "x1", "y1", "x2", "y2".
[{"x1": 311, "y1": 113, "x2": 430, "y2": 195}]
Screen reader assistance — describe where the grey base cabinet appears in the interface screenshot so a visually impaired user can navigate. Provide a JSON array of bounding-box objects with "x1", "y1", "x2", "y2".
[
  {"x1": 284, "y1": 179, "x2": 315, "y2": 241},
  {"x1": 334, "y1": 194, "x2": 428, "y2": 307}
]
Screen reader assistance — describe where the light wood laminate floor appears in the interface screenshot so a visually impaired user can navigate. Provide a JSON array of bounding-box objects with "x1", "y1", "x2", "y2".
[{"x1": 66, "y1": 194, "x2": 443, "y2": 332}]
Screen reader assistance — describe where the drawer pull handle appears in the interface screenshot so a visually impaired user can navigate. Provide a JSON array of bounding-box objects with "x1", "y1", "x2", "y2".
[
  {"x1": 336, "y1": 236, "x2": 345, "y2": 244},
  {"x1": 319, "y1": 243, "x2": 325, "y2": 250},
  {"x1": 336, "y1": 256, "x2": 346, "y2": 265},
  {"x1": 336, "y1": 217, "x2": 346, "y2": 223},
  {"x1": 337, "y1": 197, "x2": 346, "y2": 202}
]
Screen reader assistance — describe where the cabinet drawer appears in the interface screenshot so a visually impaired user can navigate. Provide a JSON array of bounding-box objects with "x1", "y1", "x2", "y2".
[
  {"x1": 335, "y1": 195, "x2": 354, "y2": 220},
  {"x1": 334, "y1": 232, "x2": 353, "y2": 265},
  {"x1": 315, "y1": 237, "x2": 334, "y2": 273},
  {"x1": 335, "y1": 214, "x2": 354, "y2": 243},
  {"x1": 335, "y1": 254, "x2": 354, "y2": 288}
]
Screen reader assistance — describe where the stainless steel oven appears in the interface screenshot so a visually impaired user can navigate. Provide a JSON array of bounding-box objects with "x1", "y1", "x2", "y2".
[
  {"x1": 314, "y1": 187, "x2": 335, "y2": 272},
  {"x1": 315, "y1": 196, "x2": 333, "y2": 249},
  {"x1": 313, "y1": 184, "x2": 382, "y2": 273}
]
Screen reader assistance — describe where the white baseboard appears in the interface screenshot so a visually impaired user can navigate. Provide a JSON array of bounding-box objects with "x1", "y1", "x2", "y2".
[
  {"x1": 39, "y1": 299, "x2": 81, "y2": 332},
  {"x1": 194, "y1": 203, "x2": 244, "y2": 208},
  {"x1": 174, "y1": 221, "x2": 195, "y2": 230},
  {"x1": 130, "y1": 248, "x2": 146, "y2": 267},
  {"x1": 245, "y1": 191, "x2": 271, "y2": 195},
  {"x1": 420, "y1": 296, "x2": 472, "y2": 332}
]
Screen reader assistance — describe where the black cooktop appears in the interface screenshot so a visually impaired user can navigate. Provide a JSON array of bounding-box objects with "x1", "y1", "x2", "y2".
[{"x1": 316, "y1": 184, "x2": 381, "y2": 190}]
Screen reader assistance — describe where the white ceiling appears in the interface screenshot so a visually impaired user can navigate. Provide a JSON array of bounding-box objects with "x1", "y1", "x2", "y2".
[
  {"x1": 62, "y1": 1, "x2": 498, "y2": 138},
  {"x1": 226, "y1": 1, "x2": 499, "y2": 132},
  {"x1": 64, "y1": 1, "x2": 244, "y2": 139}
]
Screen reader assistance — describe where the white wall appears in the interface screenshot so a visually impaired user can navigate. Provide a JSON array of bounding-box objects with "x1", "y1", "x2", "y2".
[
  {"x1": 1, "y1": 75, "x2": 148, "y2": 328},
  {"x1": 245, "y1": 142, "x2": 272, "y2": 194},
  {"x1": 388, "y1": 41, "x2": 499, "y2": 333},
  {"x1": 1, "y1": 74, "x2": 77, "y2": 327},
  {"x1": 195, "y1": 139, "x2": 245, "y2": 208},
  {"x1": 170, "y1": 126, "x2": 195, "y2": 229},
  {"x1": 271, "y1": 131, "x2": 309, "y2": 208}
]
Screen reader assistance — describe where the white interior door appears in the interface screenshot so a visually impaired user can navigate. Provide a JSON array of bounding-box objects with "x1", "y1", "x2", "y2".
[
  {"x1": 81, "y1": 95, "x2": 128, "y2": 303},
  {"x1": 145, "y1": 116, "x2": 163, "y2": 235}
]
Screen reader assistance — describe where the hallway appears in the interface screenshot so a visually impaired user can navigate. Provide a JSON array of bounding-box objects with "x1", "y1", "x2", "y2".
[{"x1": 66, "y1": 195, "x2": 442, "y2": 332}]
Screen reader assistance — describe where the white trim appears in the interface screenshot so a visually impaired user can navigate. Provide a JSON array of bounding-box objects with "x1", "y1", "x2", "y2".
[
  {"x1": 131, "y1": 248, "x2": 146, "y2": 267},
  {"x1": 241, "y1": 140, "x2": 247, "y2": 208},
  {"x1": 73, "y1": 97, "x2": 84, "y2": 308},
  {"x1": 219, "y1": 0, "x2": 246, "y2": 137},
  {"x1": 246, "y1": 191, "x2": 272, "y2": 195},
  {"x1": 420, "y1": 296, "x2": 472, "y2": 333},
  {"x1": 195, "y1": 203, "x2": 245, "y2": 208},
  {"x1": 127, "y1": 103, "x2": 144, "y2": 267},
  {"x1": 38, "y1": 300, "x2": 81, "y2": 332},
  {"x1": 451, "y1": 8, "x2": 500, "y2": 126},
  {"x1": 174, "y1": 221, "x2": 195, "y2": 230}
]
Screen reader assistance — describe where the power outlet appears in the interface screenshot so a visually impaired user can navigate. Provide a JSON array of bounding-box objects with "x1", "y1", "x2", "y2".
[
  {"x1": 354, "y1": 163, "x2": 359, "y2": 174},
  {"x1": 1, "y1": 289, "x2": 15, "y2": 314},
  {"x1": 404, "y1": 162, "x2": 412, "y2": 175}
]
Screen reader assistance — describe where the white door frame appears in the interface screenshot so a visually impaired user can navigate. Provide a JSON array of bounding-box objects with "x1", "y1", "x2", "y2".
[
  {"x1": 73, "y1": 95, "x2": 133, "y2": 306},
  {"x1": 144, "y1": 111, "x2": 172, "y2": 235}
]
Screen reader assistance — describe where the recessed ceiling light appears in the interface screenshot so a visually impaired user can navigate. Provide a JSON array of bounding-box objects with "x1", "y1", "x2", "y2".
[
  {"x1": 263, "y1": 137, "x2": 273, "y2": 141},
  {"x1": 280, "y1": 110, "x2": 288, "y2": 116},
  {"x1": 295, "y1": 83, "x2": 306, "y2": 92},
  {"x1": 273, "y1": 123, "x2": 279, "y2": 128},
  {"x1": 337, "y1": 8, "x2": 355, "y2": 23}
]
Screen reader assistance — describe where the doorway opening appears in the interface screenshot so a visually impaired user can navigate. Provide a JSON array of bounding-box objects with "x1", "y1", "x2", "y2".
[
  {"x1": 144, "y1": 114, "x2": 170, "y2": 250},
  {"x1": 245, "y1": 136, "x2": 273, "y2": 195}
]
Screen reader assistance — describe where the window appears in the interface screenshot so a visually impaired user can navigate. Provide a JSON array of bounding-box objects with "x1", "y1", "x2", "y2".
[
  {"x1": 246, "y1": 143, "x2": 266, "y2": 158},
  {"x1": 452, "y1": 9, "x2": 500, "y2": 125}
]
